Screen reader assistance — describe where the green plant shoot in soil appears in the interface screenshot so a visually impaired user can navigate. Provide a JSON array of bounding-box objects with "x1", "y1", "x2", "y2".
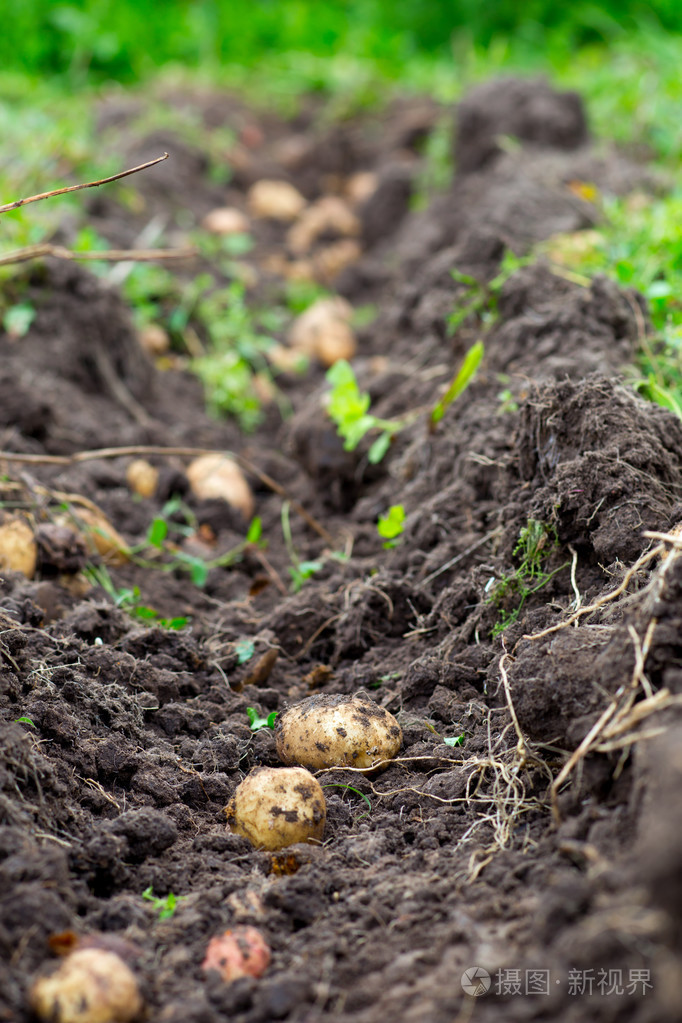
[
  {"x1": 377, "y1": 505, "x2": 406, "y2": 549},
  {"x1": 487, "y1": 519, "x2": 570, "y2": 638}
]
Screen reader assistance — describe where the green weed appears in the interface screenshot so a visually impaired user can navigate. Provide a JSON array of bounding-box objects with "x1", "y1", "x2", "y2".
[
  {"x1": 246, "y1": 707, "x2": 278, "y2": 732},
  {"x1": 430, "y1": 340, "x2": 484, "y2": 427},
  {"x1": 377, "y1": 504, "x2": 406, "y2": 549},
  {"x1": 487, "y1": 519, "x2": 569, "y2": 638},
  {"x1": 325, "y1": 360, "x2": 414, "y2": 464},
  {"x1": 142, "y1": 887, "x2": 186, "y2": 920}
]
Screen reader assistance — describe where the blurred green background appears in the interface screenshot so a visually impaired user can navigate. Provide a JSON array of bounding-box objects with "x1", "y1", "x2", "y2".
[{"x1": 6, "y1": 0, "x2": 682, "y2": 81}]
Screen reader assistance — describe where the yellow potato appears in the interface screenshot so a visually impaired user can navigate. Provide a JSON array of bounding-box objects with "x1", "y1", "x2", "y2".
[
  {"x1": 226, "y1": 766, "x2": 326, "y2": 850},
  {"x1": 202, "y1": 207, "x2": 250, "y2": 235},
  {"x1": 287, "y1": 296, "x2": 356, "y2": 366},
  {"x1": 186, "y1": 454, "x2": 254, "y2": 521},
  {"x1": 125, "y1": 459, "x2": 159, "y2": 499},
  {"x1": 275, "y1": 693, "x2": 402, "y2": 772},
  {"x1": 56, "y1": 507, "x2": 129, "y2": 566},
  {"x1": 30, "y1": 948, "x2": 143, "y2": 1023},
  {"x1": 247, "y1": 180, "x2": 306, "y2": 221},
  {"x1": 137, "y1": 324, "x2": 170, "y2": 357},
  {"x1": 0, "y1": 515, "x2": 37, "y2": 578}
]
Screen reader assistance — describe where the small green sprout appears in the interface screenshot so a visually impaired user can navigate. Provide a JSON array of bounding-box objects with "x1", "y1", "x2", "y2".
[
  {"x1": 377, "y1": 504, "x2": 406, "y2": 548},
  {"x1": 488, "y1": 519, "x2": 569, "y2": 637},
  {"x1": 246, "y1": 708, "x2": 278, "y2": 732},
  {"x1": 142, "y1": 887, "x2": 186, "y2": 920},
  {"x1": 325, "y1": 360, "x2": 409, "y2": 464},
  {"x1": 430, "y1": 340, "x2": 484, "y2": 427},
  {"x1": 444, "y1": 733, "x2": 465, "y2": 748},
  {"x1": 14, "y1": 716, "x2": 36, "y2": 727}
]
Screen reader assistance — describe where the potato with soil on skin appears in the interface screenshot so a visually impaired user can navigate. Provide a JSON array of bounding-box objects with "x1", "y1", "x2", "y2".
[
  {"x1": 226, "y1": 766, "x2": 326, "y2": 850},
  {"x1": 201, "y1": 927, "x2": 270, "y2": 983},
  {"x1": 29, "y1": 947, "x2": 143, "y2": 1023},
  {"x1": 275, "y1": 693, "x2": 402, "y2": 772},
  {"x1": 186, "y1": 454, "x2": 254, "y2": 521}
]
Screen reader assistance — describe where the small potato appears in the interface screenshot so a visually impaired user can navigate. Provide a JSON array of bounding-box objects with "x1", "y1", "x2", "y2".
[
  {"x1": 56, "y1": 507, "x2": 129, "y2": 566},
  {"x1": 275, "y1": 693, "x2": 402, "y2": 772},
  {"x1": 202, "y1": 207, "x2": 250, "y2": 235},
  {"x1": 248, "y1": 180, "x2": 306, "y2": 221},
  {"x1": 125, "y1": 459, "x2": 159, "y2": 499},
  {"x1": 137, "y1": 323, "x2": 170, "y2": 357},
  {"x1": 226, "y1": 766, "x2": 326, "y2": 850},
  {"x1": 30, "y1": 948, "x2": 143, "y2": 1023},
  {"x1": 201, "y1": 927, "x2": 270, "y2": 983},
  {"x1": 287, "y1": 296, "x2": 356, "y2": 366},
  {"x1": 186, "y1": 454, "x2": 254, "y2": 521},
  {"x1": 0, "y1": 514, "x2": 37, "y2": 578}
]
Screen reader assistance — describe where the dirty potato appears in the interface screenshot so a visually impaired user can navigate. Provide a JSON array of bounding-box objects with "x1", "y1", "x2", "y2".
[
  {"x1": 226, "y1": 766, "x2": 326, "y2": 850},
  {"x1": 275, "y1": 693, "x2": 402, "y2": 772},
  {"x1": 30, "y1": 948, "x2": 143, "y2": 1023}
]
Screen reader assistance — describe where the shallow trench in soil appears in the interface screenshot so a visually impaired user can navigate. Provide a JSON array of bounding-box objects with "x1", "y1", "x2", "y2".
[{"x1": 1, "y1": 75, "x2": 682, "y2": 1023}]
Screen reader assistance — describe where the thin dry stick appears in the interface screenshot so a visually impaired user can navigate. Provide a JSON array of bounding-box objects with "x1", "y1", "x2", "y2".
[
  {"x1": 0, "y1": 444, "x2": 333, "y2": 543},
  {"x1": 0, "y1": 243, "x2": 195, "y2": 267},
  {"x1": 0, "y1": 154, "x2": 169, "y2": 215}
]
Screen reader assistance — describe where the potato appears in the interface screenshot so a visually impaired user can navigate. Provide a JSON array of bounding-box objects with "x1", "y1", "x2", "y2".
[
  {"x1": 247, "y1": 180, "x2": 306, "y2": 221},
  {"x1": 201, "y1": 927, "x2": 270, "y2": 982},
  {"x1": 30, "y1": 948, "x2": 143, "y2": 1023},
  {"x1": 286, "y1": 197, "x2": 360, "y2": 256},
  {"x1": 287, "y1": 296, "x2": 356, "y2": 366},
  {"x1": 275, "y1": 693, "x2": 402, "y2": 772},
  {"x1": 201, "y1": 207, "x2": 250, "y2": 235},
  {"x1": 137, "y1": 323, "x2": 170, "y2": 357},
  {"x1": 57, "y1": 507, "x2": 129, "y2": 566},
  {"x1": 186, "y1": 454, "x2": 254, "y2": 521},
  {"x1": 226, "y1": 766, "x2": 326, "y2": 850},
  {"x1": 0, "y1": 514, "x2": 37, "y2": 578},
  {"x1": 125, "y1": 459, "x2": 159, "y2": 499}
]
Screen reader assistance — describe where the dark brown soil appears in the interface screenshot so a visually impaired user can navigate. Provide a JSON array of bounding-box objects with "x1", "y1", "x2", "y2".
[{"x1": 1, "y1": 76, "x2": 680, "y2": 1023}]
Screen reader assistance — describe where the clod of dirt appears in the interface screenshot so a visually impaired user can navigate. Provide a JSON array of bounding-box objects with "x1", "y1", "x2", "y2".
[
  {"x1": 516, "y1": 375, "x2": 682, "y2": 564},
  {"x1": 360, "y1": 163, "x2": 413, "y2": 246},
  {"x1": 35, "y1": 524, "x2": 88, "y2": 576},
  {"x1": 455, "y1": 76, "x2": 589, "y2": 175}
]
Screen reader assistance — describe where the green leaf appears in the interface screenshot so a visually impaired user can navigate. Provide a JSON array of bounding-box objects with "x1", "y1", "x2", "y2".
[
  {"x1": 377, "y1": 504, "x2": 406, "y2": 541},
  {"x1": 3, "y1": 302, "x2": 35, "y2": 339},
  {"x1": 431, "y1": 340, "x2": 484, "y2": 426},
  {"x1": 444, "y1": 734, "x2": 465, "y2": 747},
  {"x1": 147, "y1": 517, "x2": 168, "y2": 549},
  {"x1": 236, "y1": 639, "x2": 255, "y2": 664},
  {"x1": 246, "y1": 706, "x2": 275, "y2": 731},
  {"x1": 246, "y1": 516, "x2": 263, "y2": 544},
  {"x1": 14, "y1": 716, "x2": 36, "y2": 727},
  {"x1": 132, "y1": 605, "x2": 159, "y2": 620},
  {"x1": 368, "y1": 432, "x2": 392, "y2": 464}
]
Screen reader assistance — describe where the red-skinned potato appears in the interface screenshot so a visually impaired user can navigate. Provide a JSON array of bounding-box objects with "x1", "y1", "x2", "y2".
[
  {"x1": 201, "y1": 927, "x2": 270, "y2": 983},
  {"x1": 275, "y1": 693, "x2": 402, "y2": 772},
  {"x1": 226, "y1": 766, "x2": 326, "y2": 850},
  {"x1": 29, "y1": 948, "x2": 143, "y2": 1023}
]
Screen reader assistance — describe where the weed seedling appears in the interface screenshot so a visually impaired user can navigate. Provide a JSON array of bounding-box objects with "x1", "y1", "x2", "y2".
[
  {"x1": 377, "y1": 504, "x2": 406, "y2": 548},
  {"x1": 14, "y1": 716, "x2": 36, "y2": 727},
  {"x1": 246, "y1": 708, "x2": 278, "y2": 732},
  {"x1": 430, "y1": 340, "x2": 484, "y2": 428},
  {"x1": 281, "y1": 500, "x2": 323, "y2": 591},
  {"x1": 235, "y1": 639, "x2": 256, "y2": 664},
  {"x1": 142, "y1": 888, "x2": 186, "y2": 920},
  {"x1": 488, "y1": 519, "x2": 569, "y2": 637},
  {"x1": 444, "y1": 733, "x2": 465, "y2": 748},
  {"x1": 447, "y1": 251, "x2": 531, "y2": 335},
  {"x1": 325, "y1": 360, "x2": 413, "y2": 464}
]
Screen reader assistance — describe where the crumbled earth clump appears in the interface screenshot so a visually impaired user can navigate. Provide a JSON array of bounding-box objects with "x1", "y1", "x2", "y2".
[{"x1": 1, "y1": 76, "x2": 680, "y2": 1023}]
